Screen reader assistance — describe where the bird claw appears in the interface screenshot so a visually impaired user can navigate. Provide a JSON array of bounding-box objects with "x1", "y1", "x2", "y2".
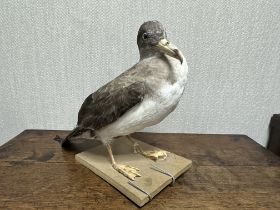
[
  {"x1": 112, "y1": 164, "x2": 141, "y2": 180},
  {"x1": 128, "y1": 136, "x2": 168, "y2": 161},
  {"x1": 141, "y1": 150, "x2": 169, "y2": 161}
]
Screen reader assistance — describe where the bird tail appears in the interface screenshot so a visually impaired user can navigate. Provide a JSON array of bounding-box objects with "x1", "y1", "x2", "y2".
[{"x1": 53, "y1": 126, "x2": 87, "y2": 147}]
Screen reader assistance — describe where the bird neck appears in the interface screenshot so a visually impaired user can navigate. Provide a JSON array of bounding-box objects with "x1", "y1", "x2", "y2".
[{"x1": 139, "y1": 47, "x2": 163, "y2": 61}]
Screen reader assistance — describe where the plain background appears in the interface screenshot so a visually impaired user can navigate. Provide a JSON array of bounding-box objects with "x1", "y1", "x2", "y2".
[{"x1": 1, "y1": 0, "x2": 280, "y2": 146}]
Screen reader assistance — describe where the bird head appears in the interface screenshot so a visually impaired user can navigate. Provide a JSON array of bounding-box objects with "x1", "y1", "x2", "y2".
[{"x1": 137, "y1": 20, "x2": 183, "y2": 63}]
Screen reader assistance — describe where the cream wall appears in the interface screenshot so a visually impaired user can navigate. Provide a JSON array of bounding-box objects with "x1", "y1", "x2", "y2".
[{"x1": 1, "y1": 0, "x2": 280, "y2": 146}]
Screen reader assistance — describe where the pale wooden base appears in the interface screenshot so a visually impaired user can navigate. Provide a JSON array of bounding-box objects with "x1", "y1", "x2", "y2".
[{"x1": 75, "y1": 136, "x2": 192, "y2": 207}]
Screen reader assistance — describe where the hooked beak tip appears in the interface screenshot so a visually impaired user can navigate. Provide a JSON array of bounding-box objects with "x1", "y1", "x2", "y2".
[{"x1": 174, "y1": 49, "x2": 183, "y2": 64}]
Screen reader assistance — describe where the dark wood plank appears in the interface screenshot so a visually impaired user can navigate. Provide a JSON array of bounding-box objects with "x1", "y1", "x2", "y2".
[{"x1": 0, "y1": 130, "x2": 280, "y2": 209}]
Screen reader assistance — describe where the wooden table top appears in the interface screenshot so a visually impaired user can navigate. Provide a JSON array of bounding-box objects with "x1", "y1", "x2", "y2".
[{"x1": 0, "y1": 130, "x2": 280, "y2": 209}]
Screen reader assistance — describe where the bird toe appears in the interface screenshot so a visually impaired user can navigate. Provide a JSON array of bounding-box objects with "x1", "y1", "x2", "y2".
[
  {"x1": 142, "y1": 150, "x2": 169, "y2": 161},
  {"x1": 112, "y1": 164, "x2": 141, "y2": 180}
]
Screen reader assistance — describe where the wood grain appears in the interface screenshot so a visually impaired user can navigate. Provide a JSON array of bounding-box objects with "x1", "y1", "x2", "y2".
[{"x1": 0, "y1": 130, "x2": 280, "y2": 209}]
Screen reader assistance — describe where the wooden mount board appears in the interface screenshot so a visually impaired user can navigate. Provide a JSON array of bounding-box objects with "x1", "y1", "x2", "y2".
[{"x1": 75, "y1": 137, "x2": 192, "y2": 207}]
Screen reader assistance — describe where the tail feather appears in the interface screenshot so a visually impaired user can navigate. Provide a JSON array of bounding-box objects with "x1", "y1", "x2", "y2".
[{"x1": 53, "y1": 127, "x2": 86, "y2": 147}]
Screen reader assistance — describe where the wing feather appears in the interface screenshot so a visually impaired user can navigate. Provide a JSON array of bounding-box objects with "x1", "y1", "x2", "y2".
[{"x1": 77, "y1": 81, "x2": 147, "y2": 130}]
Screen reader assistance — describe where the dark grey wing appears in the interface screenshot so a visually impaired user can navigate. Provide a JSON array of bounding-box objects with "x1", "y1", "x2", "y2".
[{"x1": 77, "y1": 81, "x2": 147, "y2": 130}]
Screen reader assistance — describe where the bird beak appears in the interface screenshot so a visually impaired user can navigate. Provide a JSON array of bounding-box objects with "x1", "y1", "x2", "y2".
[{"x1": 156, "y1": 39, "x2": 183, "y2": 64}]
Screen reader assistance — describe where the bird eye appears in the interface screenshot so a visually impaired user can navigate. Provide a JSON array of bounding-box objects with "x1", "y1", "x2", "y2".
[{"x1": 142, "y1": 33, "x2": 148, "y2": 40}]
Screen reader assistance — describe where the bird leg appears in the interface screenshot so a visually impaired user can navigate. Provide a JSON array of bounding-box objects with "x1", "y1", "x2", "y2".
[
  {"x1": 105, "y1": 144, "x2": 141, "y2": 180},
  {"x1": 127, "y1": 135, "x2": 168, "y2": 161}
]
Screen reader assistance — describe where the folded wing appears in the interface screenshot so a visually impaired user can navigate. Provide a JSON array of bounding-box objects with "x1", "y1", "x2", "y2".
[{"x1": 77, "y1": 81, "x2": 147, "y2": 130}]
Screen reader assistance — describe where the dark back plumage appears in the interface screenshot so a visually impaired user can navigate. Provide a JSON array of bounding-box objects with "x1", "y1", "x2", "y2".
[{"x1": 77, "y1": 78, "x2": 147, "y2": 130}]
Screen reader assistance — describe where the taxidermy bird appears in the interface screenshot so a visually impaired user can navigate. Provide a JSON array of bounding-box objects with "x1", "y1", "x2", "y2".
[{"x1": 55, "y1": 20, "x2": 188, "y2": 180}]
